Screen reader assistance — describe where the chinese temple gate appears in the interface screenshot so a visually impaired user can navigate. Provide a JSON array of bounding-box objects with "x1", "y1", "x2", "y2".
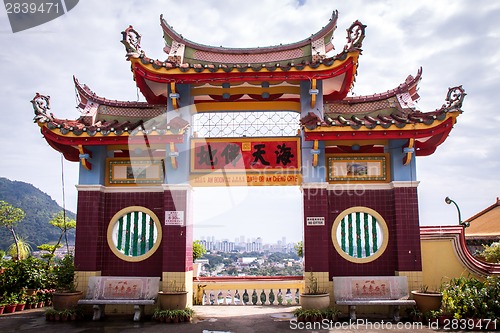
[{"x1": 32, "y1": 10, "x2": 465, "y2": 304}]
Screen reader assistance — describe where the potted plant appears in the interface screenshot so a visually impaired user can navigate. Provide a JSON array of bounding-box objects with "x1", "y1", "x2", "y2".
[
  {"x1": 299, "y1": 271, "x2": 330, "y2": 310},
  {"x1": 192, "y1": 240, "x2": 206, "y2": 278},
  {"x1": 2, "y1": 293, "x2": 18, "y2": 313},
  {"x1": 158, "y1": 280, "x2": 188, "y2": 310},
  {"x1": 153, "y1": 307, "x2": 194, "y2": 323},
  {"x1": 51, "y1": 254, "x2": 82, "y2": 310},
  {"x1": 411, "y1": 285, "x2": 443, "y2": 313}
]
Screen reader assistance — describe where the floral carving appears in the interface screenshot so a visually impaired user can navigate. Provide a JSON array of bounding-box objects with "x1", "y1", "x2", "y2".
[
  {"x1": 344, "y1": 20, "x2": 366, "y2": 52},
  {"x1": 31, "y1": 93, "x2": 53, "y2": 123},
  {"x1": 442, "y1": 85, "x2": 466, "y2": 111},
  {"x1": 121, "y1": 25, "x2": 142, "y2": 56}
]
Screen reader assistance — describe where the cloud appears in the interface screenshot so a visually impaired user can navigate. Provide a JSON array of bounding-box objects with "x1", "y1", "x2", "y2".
[{"x1": 1, "y1": 0, "x2": 499, "y2": 242}]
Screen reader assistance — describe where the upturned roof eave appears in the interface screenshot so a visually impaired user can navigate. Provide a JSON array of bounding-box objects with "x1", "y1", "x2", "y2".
[{"x1": 159, "y1": 11, "x2": 338, "y2": 55}]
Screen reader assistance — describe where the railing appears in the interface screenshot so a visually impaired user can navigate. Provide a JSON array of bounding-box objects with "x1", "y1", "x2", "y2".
[{"x1": 193, "y1": 276, "x2": 304, "y2": 306}]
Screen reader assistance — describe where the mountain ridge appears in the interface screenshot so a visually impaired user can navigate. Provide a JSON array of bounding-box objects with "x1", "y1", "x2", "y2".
[{"x1": 0, "y1": 177, "x2": 75, "y2": 251}]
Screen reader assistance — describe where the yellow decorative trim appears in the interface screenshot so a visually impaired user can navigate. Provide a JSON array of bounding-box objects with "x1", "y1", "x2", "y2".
[
  {"x1": 41, "y1": 124, "x2": 186, "y2": 138},
  {"x1": 169, "y1": 142, "x2": 178, "y2": 169},
  {"x1": 310, "y1": 78, "x2": 317, "y2": 109},
  {"x1": 403, "y1": 138, "x2": 415, "y2": 166},
  {"x1": 170, "y1": 82, "x2": 179, "y2": 110},
  {"x1": 105, "y1": 157, "x2": 165, "y2": 186},
  {"x1": 130, "y1": 52, "x2": 359, "y2": 76},
  {"x1": 195, "y1": 101, "x2": 301, "y2": 112},
  {"x1": 305, "y1": 112, "x2": 460, "y2": 133},
  {"x1": 331, "y1": 206, "x2": 389, "y2": 264},
  {"x1": 312, "y1": 140, "x2": 319, "y2": 167},
  {"x1": 191, "y1": 86, "x2": 300, "y2": 96},
  {"x1": 107, "y1": 206, "x2": 162, "y2": 262},
  {"x1": 326, "y1": 153, "x2": 390, "y2": 183},
  {"x1": 77, "y1": 145, "x2": 92, "y2": 170}
]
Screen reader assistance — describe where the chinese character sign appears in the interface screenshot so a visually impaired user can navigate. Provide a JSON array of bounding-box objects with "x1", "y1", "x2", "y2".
[
  {"x1": 190, "y1": 138, "x2": 301, "y2": 186},
  {"x1": 191, "y1": 138, "x2": 300, "y2": 172}
]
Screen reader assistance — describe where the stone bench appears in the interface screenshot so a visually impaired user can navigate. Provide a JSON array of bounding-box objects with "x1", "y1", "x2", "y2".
[
  {"x1": 333, "y1": 276, "x2": 415, "y2": 322},
  {"x1": 78, "y1": 276, "x2": 160, "y2": 321}
]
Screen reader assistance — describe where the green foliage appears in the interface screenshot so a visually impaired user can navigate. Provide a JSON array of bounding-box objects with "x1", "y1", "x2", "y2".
[
  {"x1": 192, "y1": 240, "x2": 207, "y2": 261},
  {"x1": 441, "y1": 276, "x2": 500, "y2": 320},
  {"x1": 38, "y1": 211, "x2": 76, "y2": 266},
  {"x1": 0, "y1": 200, "x2": 25, "y2": 227},
  {"x1": 0, "y1": 200, "x2": 26, "y2": 260},
  {"x1": 53, "y1": 254, "x2": 77, "y2": 292},
  {"x1": 0, "y1": 257, "x2": 50, "y2": 295},
  {"x1": 304, "y1": 271, "x2": 327, "y2": 295},
  {"x1": 152, "y1": 307, "x2": 194, "y2": 322},
  {"x1": 294, "y1": 241, "x2": 303, "y2": 258},
  {"x1": 479, "y1": 242, "x2": 500, "y2": 263},
  {"x1": 292, "y1": 307, "x2": 340, "y2": 321},
  {"x1": 0, "y1": 178, "x2": 76, "y2": 251},
  {"x1": 7, "y1": 237, "x2": 32, "y2": 260}
]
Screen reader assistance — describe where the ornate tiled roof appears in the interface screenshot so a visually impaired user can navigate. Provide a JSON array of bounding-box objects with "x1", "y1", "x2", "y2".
[
  {"x1": 121, "y1": 13, "x2": 366, "y2": 76},
  {"x1": 160, "y1": 11, "x2": 339, "y2": 66},
  {"x1": 300, "y1": 69, "x2": 466, "y2": 131},
  {"x1": 31, "y1": 81, "x2": 190, "y2": 139}
]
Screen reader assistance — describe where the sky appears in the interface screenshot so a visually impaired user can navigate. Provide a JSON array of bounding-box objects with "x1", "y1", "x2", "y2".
[{"x1": 1, "y1": 0, "x2": 499, "y2": 244}]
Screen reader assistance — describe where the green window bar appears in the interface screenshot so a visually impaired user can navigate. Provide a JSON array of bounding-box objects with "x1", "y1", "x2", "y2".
[
  {"x1": 115, "y1": 211, "x2": 157, "y2": 257},
  {"x1": 132, "y1": 211, "x2": 139, "y2": 256},
  {"x1": 140, "y1": 212, "x2": 147, "y2": 255},
  {"x1": 348, "y1": 214, "x2": 353, "y2": 256},
  {"x1": 148, "y1": 218, "x2": 154, "y2": 250},
  {"x1": 355, "y1": 212, "x2": 362, "y2": 258},
  {"x1": 124, "y1": 213, "x2": 131, "y2": 256},
  {"x1": 364, "y1": 213, "x2": 370, "y2": 257},
  {"x1": 117, "y1": 216, "x2": 124, "y2": 251},
  {"x1": 339, "y1": 211, "x2": 381, "y2": 259},
  {"x1": 372, "y1": 215, "x2": 378, "y2": 253},
  {"x1": 340, "y1": 218, "x2": 346, "y2": 252}
]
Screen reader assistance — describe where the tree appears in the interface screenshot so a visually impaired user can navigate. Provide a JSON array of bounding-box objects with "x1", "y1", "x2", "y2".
[
  {"x1": 193, "y1": 240, "x2": 207, "y2": 261},
  {"x1": 0, "y1": 200, "x2": 26, "y2": 260},
  {"x1": 294, "y1": 241, "x2": 303, "y2": 258},
  {"x1": 7, "y1": 236, "x2": 32, "y2": 260},
  {"x1": 37, "y1": 211, "x2": 76, "y2": 266}
]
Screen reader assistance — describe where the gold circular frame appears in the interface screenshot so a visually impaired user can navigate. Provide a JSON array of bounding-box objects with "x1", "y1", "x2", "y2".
[
  {"x1": 107, "y1": 206, "x2": 162, "y2": 262},
  {"x1": 331, "y1": 206, "x2": 389, "y2": 264}
]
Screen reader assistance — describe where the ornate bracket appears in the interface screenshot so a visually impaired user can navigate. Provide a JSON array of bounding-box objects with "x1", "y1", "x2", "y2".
[
  {"x1": 121, "y1": 25, "x2": 142, "y2": 57},
  {"x1": 169, "y1": 142, "x2": 178, "y2": 169},
  {"x1": 169, "y1": 82, "x2": 179, "y2": 110},
  {"x1": 343, "y1": 20, "x2": 366, "y2": 52},
  {"x1": 402, "y1": 138, "x2": 415, "y2": 166},
  {"x1": 78, "y1": 145, "x2": 92, "y2": 170},
  {"x1": 309, "y1": 79, "x2": 318, "y2": 109},
  {"x1": 312, "y1": 140, "x2": 320, "y2": 167},
  {"x1": 442, "y1": 85, "x2": 466, "y2": 111},
  {"x1": 31, "y1": 93, "x2": 53, "y2": 123}
]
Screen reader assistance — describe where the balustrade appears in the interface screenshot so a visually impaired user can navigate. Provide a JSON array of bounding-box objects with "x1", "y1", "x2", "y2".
[{"x1": 194, "y1": 276, "x2": 303, "y2": 306}]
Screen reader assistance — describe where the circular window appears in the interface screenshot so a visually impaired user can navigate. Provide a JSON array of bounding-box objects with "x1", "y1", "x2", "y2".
[
  {"x1": 107, "y1": 206, "x2": 162, "y2": 262},
  {"x1": 331, "y1": 207, "x2": 389, "y2": 264}
]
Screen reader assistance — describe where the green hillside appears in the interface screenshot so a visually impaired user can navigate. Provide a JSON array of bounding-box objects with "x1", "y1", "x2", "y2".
[{"x1": 0, "y1": 177, "x2": 75, "y2": 251}]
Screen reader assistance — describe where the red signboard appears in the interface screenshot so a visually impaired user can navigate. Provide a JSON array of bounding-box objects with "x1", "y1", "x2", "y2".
[
  {"x1": 190, "y1": 138, "x2": 301, "y2": 186},
  {"x1": 191, "y1": 138, "x2": 300, "y2": 173}
]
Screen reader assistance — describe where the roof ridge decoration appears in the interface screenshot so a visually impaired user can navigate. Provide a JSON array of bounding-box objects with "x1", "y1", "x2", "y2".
[
  {"x1": 73, "y1": 76, "x2": 164, "y2": 109},
  {"x1": 343, "y1": 20, "x2": 366, "y2": 53},
  {"x1": 335, "y1": 67, "x2": 422, "y2": 105},
  {"x1": 121, "y1": 10, "x2": 366, "y2": 71},
  {"x1": 31, "y1": 93, "x2": 53, "y2": 123},
  {"x1": 160, "y1": 11, "x2": 339, "y2": 65},
  {"x1": 441, "y1": 85, "x2": 466, "y2": 112}
]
